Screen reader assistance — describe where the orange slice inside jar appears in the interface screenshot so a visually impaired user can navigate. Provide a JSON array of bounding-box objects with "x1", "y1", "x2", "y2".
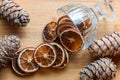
[
  {"x1": 57, "y1": 15, "x2": 73, "y2": 25},
  {"x1": 57, "y1": 23, "x2": 75, "y2": 36},
  {"x1": 59, "y1": 28, "x2": 84, "y2": 52}
]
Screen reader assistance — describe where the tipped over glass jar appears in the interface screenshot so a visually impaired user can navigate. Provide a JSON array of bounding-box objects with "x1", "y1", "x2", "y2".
[{"x1": 57, "y1": 0, "x2": 115, "y2": 51}]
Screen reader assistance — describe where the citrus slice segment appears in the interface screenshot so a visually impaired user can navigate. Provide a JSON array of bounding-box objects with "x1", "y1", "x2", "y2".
[
  {"x1": 58, "y1": 15, "x2": 73, "y2": 25},
  {"x1": 50, "y1": 42, "x2": 65, "y2": 68},
  {"x1": 42, "y1": 22, "x2": 58, "y2": 42},
  {"x1": 12, "y1": 51, "x2": 27, "y2": 76},
  {"x1": 58, "y1": 49, "x2": 69, "y2": 69},
  {"x1": 84, "y1": 18, "x2": 91, "y2": 29},
  {"x1": 57, "y1": 23, "x2": 75, "y2": 36},
  {"x1": 59, "y1": 28, "x2": 84, "y2": 52},
  {"x1": 77, "y1": 18, "x2": 91, "y2": 33},
  {"x1": 34, "y1": 43, "x2": 56, "y2": 68},
  {"x1": 18, "y1": 48, "x2": 39, "y2": 73}
]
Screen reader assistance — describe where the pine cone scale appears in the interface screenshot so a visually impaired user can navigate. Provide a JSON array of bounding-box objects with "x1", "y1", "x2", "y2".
[
  {"x1": 113, "y1": 32, "x2": 120, "y2": 46},
  {"x1": 108, "y1": 35, "x2": 118, "y2": 51},
  {"x1": 81, "y1": 69, "x2": 93, "y2": 79},
  {"x1": 88, "y1": 65, "x2": 96, "y2": 75},
  {"x1": 104, "y1": 36, "x2": 115, "y2": 55}
]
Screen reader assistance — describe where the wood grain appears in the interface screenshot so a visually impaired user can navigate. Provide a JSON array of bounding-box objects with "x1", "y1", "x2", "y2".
[{"x1": 0, "y1": 0, "x2": 120, "y2": 80}]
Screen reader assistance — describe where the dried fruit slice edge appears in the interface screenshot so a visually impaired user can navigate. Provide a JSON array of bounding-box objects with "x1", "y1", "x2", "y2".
[
  {"x1": 12, "y1": 51, "x2": 27, "y2": 76},
  {"x1": 34, "y1": 43, "x2": 57, "y2": 68},
  {"x1": 18, "y1": 47, "x2": 39, "y2": 73},
  {"x1": 57, "y1": 23, "x2": 75, "y2": 36},
  {"x1": 50, "y1": 42, "x2": 65, "y2": 68},
  {"x1": 58, "y1": 49, "x2": 69, "y2": 69},
  {"x1": 57, "y1": 15, "x2": 72, "y2": 25}
]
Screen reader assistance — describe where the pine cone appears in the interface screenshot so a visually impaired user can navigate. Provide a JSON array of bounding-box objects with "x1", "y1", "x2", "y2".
[
  {"x1": 80, "y1": 58, "x2": 117, "y2": 80},
  {"x1": 0, "y1": 0, "x2": 30, "y2": 26},
  {"x1": 0, "y1": 35, "x2": 20, "y2": 69},
  {"x1": 88, "y1": 32, "x2": 120, "y2": 57}
]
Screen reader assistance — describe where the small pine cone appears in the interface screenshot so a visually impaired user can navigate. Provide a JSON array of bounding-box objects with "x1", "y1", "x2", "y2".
[
  {"x1": 80, "y1": 58, "x2": 117, "y2": 80},
  {"x1": 88, "y1": 32, "x2": 120, "y2": 57},
  {"x1": 0, "y1": 0, "x2": 30, "y2": 26},
  {"x1": 0, "y1": 35, "x2": 20, "y2": 69}
]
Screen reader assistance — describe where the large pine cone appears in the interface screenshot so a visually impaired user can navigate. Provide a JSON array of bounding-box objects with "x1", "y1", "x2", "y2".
[
  {"x1": 88, "y1": 32, "x2": 120, "y2": 57},
  {"x1": 0, "y1": 35, "x2": 20, "y2": 69},
  {"x1": 80, "y1": 58, "x2": 117, "y2": 80},
  {"x1": 0, "y1": 0, "x2": 30, "y2": 26}
]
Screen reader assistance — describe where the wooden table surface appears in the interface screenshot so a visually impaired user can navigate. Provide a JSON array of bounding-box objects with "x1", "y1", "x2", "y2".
[{"x1": 0, "y1": 0, "x2": 120, "y2": 80}]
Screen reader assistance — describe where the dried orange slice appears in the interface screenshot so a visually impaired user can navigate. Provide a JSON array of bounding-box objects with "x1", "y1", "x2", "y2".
[
  {"x1": 84, "y1": 18, "x2": 91, "y2": 29},
  {"x1": 58, "y1": 15, "x2": 73, "y2": 25},
  {"x1": 59, "y1": 28, "x2": 83, "y2": 52},
  {"x1": 42, "y1": 22, "x2": 58, "y2": 42},
  {"x1": 18, "y1": 48, "x2": 39, "y2": 73},
  {"x1": 50, "y1": 42, "x2": 65, "y2": 68},
  {"x1": 12, "y1": 51, "x2": 27, "y2": 76},
  {"x1": 58, "y1": 49, "x2": 69, "y2": 69},
  {"x1": 77, "y1": 18, "x2": 91, "y2": 33},
  {"x1": 34, "y1": 43, "x2": 56, "y2": 68},
  {"x1": 57, "y1": 23, "x2": 75, "y2": 36}
]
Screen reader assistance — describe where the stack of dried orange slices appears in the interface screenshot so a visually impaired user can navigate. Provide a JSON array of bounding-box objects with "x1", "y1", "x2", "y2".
[
  {"x1": 12, "y1": 15, "x2": 89, "y2": 76},
  {"x1": 34, "y1": 42, "x2": 69, "y2": 69},
  {"x1": 12, "y1": 42, "x2": 69, "y2": 76}
]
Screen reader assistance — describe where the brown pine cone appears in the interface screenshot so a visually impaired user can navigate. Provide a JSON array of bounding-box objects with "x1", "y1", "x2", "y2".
[
  {"x1": 88, "y1": 32, "x2": 120, "y2": 57},
  {"x1": 80, "y1": 58, "x2": 117, "y2": 80},
  {"x1": 0, "y1": 0, "x2": 30, "y2": 26},
  {"x1": 0, "y1": 35, "x2": 20, "y2": 69}
]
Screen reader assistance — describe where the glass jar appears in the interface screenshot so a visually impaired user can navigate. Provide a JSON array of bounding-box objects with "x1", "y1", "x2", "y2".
[{"x1": 57, "y1": 0, "x2": 115, "y2": 50}]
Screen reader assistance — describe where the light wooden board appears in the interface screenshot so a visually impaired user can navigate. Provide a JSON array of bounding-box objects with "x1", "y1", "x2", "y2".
[{"x1": 0, "y1": 0, "x2": 120, "y2": 80}]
